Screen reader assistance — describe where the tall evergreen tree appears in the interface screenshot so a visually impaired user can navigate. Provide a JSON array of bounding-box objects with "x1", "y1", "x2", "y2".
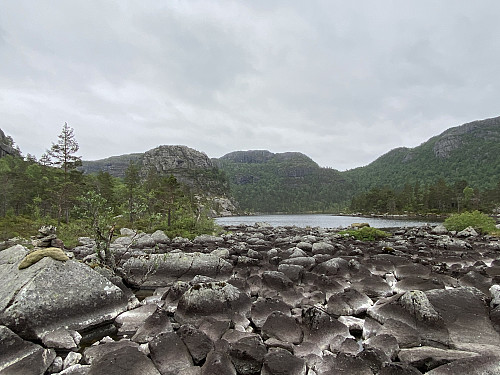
[
  {"x1": 46, "y1": 123, "x2": 83, "y2": 223},
  {"x1": 47, "y1": 122, "x2": 82, "y2": 176}
]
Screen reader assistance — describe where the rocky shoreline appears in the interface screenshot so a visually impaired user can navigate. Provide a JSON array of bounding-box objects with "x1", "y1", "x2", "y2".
[{"x1": 2, "y1": 223, "x2": 500, "y2": 374}]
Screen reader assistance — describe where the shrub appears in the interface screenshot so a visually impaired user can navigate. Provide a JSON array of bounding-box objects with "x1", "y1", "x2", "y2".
[
  {"x1": 338, "y1": 226, "x2": 390, "y2": 241},
  {"x1": 444, "y1": 210, "x2": 496, "y2": 234}
]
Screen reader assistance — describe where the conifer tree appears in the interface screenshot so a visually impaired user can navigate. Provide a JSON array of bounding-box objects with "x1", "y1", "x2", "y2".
[
  {"x1": 47, "y1": 122, "x2": 82, "y2": 176},
  {"x1": 46, "y1": 123, "x2": 83, "y2": 223}
]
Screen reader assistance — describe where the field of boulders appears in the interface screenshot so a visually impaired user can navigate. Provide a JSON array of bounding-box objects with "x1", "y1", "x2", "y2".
[{"x1": 1, "y1": 222, "x2": 500, "y2": 374}]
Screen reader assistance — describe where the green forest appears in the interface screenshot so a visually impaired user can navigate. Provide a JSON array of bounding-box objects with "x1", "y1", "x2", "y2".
[
  {"x1": 0, "y1": 124, "x2": 218, "y2": 245},
  {"x1": 349, "y1": 179, "x2": 500, "y2": 215}
]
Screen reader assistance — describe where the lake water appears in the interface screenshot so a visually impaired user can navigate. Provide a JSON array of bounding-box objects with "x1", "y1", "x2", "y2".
[{"x1": 215, "y1": 214, "x2": 438, "y2": 229}]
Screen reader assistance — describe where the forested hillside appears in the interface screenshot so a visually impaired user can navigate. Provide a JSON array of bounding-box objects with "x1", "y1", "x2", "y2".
[
  {"x1": 345, "y1": 116, "x2": 500, "y2": 191},
  {"x1": 217, "y1": 151, "x2": 353, "y2": 213},
  {"x1": 217, "y1": 116, "x2": 500, "y2": 214},
  {"x1": 0, "y1": 125, "x2": 221, "y2": 243}
]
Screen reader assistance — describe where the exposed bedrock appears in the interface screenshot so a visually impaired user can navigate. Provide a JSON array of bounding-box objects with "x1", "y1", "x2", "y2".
[{"x1": 2, "y1": 222, "x2": 500, "y2": 374}]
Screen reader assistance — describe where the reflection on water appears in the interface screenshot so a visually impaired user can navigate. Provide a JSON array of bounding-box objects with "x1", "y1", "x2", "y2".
[{"x1": 215, "y1": 214, "x2": 438, "y2": 229}]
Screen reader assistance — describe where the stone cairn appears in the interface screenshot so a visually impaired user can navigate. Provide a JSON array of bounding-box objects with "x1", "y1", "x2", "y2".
[{"x1": 31, "y1": 226, "x2": 64, "y2": 249}]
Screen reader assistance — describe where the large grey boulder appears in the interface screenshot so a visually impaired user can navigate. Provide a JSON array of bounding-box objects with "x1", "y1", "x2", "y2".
[
  {"x1": 0, "y1": 245, "x2": 128, "y2": 340},
  {"x1": 175, "y1": 281, "x2": 252, "y2": 325},
  {"x1": 122, "y1": 252, "x2": 233, "y2": 288},
  {"x1": 0, "y1": 325, "x2": 56, "y2": 375},
  {"x1": 426, "y1": 287, "x2": 500, "y2": 354}
]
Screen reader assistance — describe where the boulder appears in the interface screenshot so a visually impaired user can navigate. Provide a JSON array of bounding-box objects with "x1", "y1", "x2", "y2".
[
  {"x1": 178, "y1": 324, "x2": 214, "y2": 365},
  {"x1": 41, "y1": 328, "x2": 82, "y2": 350},
  {"x1": 229, "y1": 335, "x2": 267, "y2": 375},
  {"x1": 327, "y1": 289, "x2": 373, "y2": 317},
  {"x1": 175, "y1": 282, "x2": 252, "y2": 325},
  {"x1": 115, "y1": 304, "x2": 157, "y2": 336},
  {"x1": 83, "y1": 339, "x2": 140, "y2": 365},
  {"x1": 262, "y1": 311, "x2": 303, "y2": 344},
  {"x1": 379, "y1": 363, "x2": 423, "y2": 375},
  {"x1": 261, "y1": 349, "x2": 307, "y2": 375},
  {"x1": 122, "y1": 252, "x2": 233, "y2": 288},
  {"x1": 311, "y1": 241, "x2": 335, "y2": 255},
  {"x1": 131, "y1": 307, "x2": 173, "y2": 344},
  {"x1": 426, "y1": 287, "x2": 500, "y2": 353},
  {"x1": 87, "y1": 345, "x2": 160, "y2": 375},
  {"x1": 0, "y1": 245, "x2": 128, "y2": 340},
  {"x1": 302, "y1": 306, "x2": 351, "y2": 350},
  {"x1": 0, "y1": 325, "x2": 56, "y2": 375},
  {"x1": 250, "y1": 297, "x2": 292, "y2": 328},
  {"x1": 364, "y1": 334, "x2": 399, "y2": 361},
  {"x1": 149, "y1": 332, "x2": 194, "y2": 375},
  {"x1": 58, "y1": 364, "x2": 91, "y2": 375},
  {"x1": 201, "y1": 350, "x2": 237, "y2": 375},
  {"x1": 367, "y1": 291, "x2": 450, "y2": 347}
]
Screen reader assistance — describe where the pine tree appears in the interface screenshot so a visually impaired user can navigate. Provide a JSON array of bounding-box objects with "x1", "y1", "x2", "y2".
[
  {"x1": 47, "y1": 122, "x2": 82, "y2": 176},
  {"x1": 46, "y1": 123, "x2": 83, "y2": 223}
]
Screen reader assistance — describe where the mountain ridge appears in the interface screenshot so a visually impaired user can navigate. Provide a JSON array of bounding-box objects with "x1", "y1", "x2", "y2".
[{"x1": 74, "y1": 115, "x2": 500, "y2": 212}]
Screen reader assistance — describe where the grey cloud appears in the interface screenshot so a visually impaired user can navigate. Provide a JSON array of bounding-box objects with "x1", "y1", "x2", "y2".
[{"x1": 1, "y1": 0, "x2": 500, "y2": 169}]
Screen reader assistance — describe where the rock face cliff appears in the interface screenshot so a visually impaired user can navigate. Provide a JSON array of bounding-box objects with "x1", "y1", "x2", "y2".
[
  {"x1": 81, "y1": 145, "x2": 236, "y2": 215},
  {"x1": 433, "y1": 116, "x2": 500, "y2": 158},
  {"x1": 0, "y1": 128, "x2": 20, "y2": 158}
]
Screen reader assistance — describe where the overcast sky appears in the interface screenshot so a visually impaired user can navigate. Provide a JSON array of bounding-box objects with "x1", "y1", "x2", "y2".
[{"x1": 1, "y1": 1, "x2": 499, "y2": 170}]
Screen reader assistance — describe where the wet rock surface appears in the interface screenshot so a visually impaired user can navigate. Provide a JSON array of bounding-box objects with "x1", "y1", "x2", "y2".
[{"x1": 2, "y1": 223, "x2": 500, "y2": 374}]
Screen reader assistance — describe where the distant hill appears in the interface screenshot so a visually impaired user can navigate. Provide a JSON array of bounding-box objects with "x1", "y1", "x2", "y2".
[
  {"x1": 216, "y1": 150, "x2": 353, "y2": 213},
  {"x1": 80, "y1": 116, "x2": 500, "y2": 214},
  {"x1": 81, "y1": 145, "x2": 231, "y2": 198},
  {"x1": 344, "y1": 116, "x2": 500, "y2": 191}
]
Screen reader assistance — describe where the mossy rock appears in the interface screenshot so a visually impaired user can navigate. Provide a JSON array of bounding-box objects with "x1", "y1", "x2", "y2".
[{"x1": 18, "y1": 247, "x2": 69, "y2": 270}]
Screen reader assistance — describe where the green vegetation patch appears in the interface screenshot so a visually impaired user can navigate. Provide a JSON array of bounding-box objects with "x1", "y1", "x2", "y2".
[
  {"x1": 444, "y1": 210, "x2": 497, "y2": 234},
  {"x1": 338, "y1": 226, "x2": 390, "y2": 241}
]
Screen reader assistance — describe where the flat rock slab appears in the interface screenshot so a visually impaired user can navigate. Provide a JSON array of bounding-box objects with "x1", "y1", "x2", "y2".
[
  {"x1": 115, "y1": 304, "x2": 157, "y2": 336},
  {"x1": 122, "y1": 252, "x2": 233, "y2": 288},
  {"x1": 398, "y1": 346, "x2": 480, "y2": 372},
  {"x1": 0, "y1": 245, "x2": 128, "y2": 340}
]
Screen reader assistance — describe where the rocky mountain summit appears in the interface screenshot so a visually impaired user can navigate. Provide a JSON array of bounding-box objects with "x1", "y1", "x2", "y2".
[
  {"x1": 82, "y1": 145, "x2": 236, "y2": 215},
  {"x1": 2, "y1": 223, "x2": 500, "y2": 374}
]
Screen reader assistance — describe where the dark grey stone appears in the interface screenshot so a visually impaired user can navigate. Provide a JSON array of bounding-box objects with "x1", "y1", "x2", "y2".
[
  {"x1": 149, "y1": 332, "x2": 193, "y2": 375},
  {"x1": 0, "y1": 325, "x2": 56, "y2": 375},
  {"x1": 87, "y1": 345, "x2": 160, "y2": 375}
]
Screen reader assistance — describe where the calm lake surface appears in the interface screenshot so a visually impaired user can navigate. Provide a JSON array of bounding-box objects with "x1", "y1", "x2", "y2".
[{"x1": 215, "y1": 214, "x2": 438, "y2": 229}]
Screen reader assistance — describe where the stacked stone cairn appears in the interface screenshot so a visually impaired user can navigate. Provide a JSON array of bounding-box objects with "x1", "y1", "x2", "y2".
[{"x1": 31, "y1": 225, "x2": 64, "y2": 249}]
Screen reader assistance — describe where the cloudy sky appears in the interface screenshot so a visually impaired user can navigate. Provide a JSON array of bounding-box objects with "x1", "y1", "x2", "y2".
[{"x1": 1, "y1": 1, "x2": 499, "y2": 170}]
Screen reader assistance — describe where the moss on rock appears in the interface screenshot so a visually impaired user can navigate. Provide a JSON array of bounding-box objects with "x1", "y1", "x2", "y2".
[{"x1": 18, "y1": 247, "x2": 69, "y2": 269}]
